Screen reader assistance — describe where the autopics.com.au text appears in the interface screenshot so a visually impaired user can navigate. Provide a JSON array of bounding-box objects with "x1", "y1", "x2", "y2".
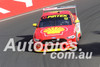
[{"x1": 3, "y1": 38, "x2": 93, "y2": 59}]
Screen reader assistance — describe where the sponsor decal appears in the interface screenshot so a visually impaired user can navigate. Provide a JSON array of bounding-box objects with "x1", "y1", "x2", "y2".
[
  {"x1": 43, "y1": 27, "x2": 65, "y2": 34},
  {"x1": 41, "y1": 14, "x2": 69, "y2": 19},
  {"x1": 47, "y1": 14, "x2": 68, "y2": 18},
  {"x1": 40, "y1": 27, "x2": 68, "y2": 36}
]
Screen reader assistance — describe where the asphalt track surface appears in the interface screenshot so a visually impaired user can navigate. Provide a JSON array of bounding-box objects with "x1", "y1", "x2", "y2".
[{"x1": 0, "y1": 0, "x2": 100, "y2": 67}]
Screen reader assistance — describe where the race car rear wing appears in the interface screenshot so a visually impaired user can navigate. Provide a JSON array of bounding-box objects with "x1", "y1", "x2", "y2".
[{"x1": 43, "y1": 5, "x2": 78, "y2": 16}]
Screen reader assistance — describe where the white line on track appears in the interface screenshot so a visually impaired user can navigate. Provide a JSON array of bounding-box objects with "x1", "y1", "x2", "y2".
[{"x1": 0, "y1": 0, "x2": 74, "y2": 22}]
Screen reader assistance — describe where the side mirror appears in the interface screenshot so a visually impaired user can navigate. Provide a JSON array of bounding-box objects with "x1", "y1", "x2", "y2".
[
  {"x1": 75, "y1": 20, "x2": 80, "y2": 23},
  {"x1": 33, "y1": 23, "x2": 37, "y2": 27}
]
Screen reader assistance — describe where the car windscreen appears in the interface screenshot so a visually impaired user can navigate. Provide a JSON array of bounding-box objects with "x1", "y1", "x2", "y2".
[{"x1": 39, "y1": 14, "x2": 72, "y2": 27}]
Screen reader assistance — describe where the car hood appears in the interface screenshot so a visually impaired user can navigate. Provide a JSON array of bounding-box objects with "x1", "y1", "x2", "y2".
[{"x1": 34, "y1": 25, "x2": 75, "y2": 40}]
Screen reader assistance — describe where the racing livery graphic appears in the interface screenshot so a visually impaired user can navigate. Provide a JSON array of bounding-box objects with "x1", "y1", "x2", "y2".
[
  {"x1": 42, "y1": 27, "x2": 68, "y2": 36},
  {"x1": 33, "y1": 5, "x2": 82, "y2": 52},
  {"x1": 43, "y1": 27, "x2": 65, "y2": 34}
]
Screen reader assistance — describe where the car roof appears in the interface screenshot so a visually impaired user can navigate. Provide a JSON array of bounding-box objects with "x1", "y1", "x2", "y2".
[{"x1": 42, "y1": 10, "x2": 71, "y2": 17}]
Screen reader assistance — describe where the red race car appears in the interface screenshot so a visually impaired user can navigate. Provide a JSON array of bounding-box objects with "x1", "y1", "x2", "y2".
[{"x1": 33, "y1": 5, "x2": 82, "y2": 52}]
